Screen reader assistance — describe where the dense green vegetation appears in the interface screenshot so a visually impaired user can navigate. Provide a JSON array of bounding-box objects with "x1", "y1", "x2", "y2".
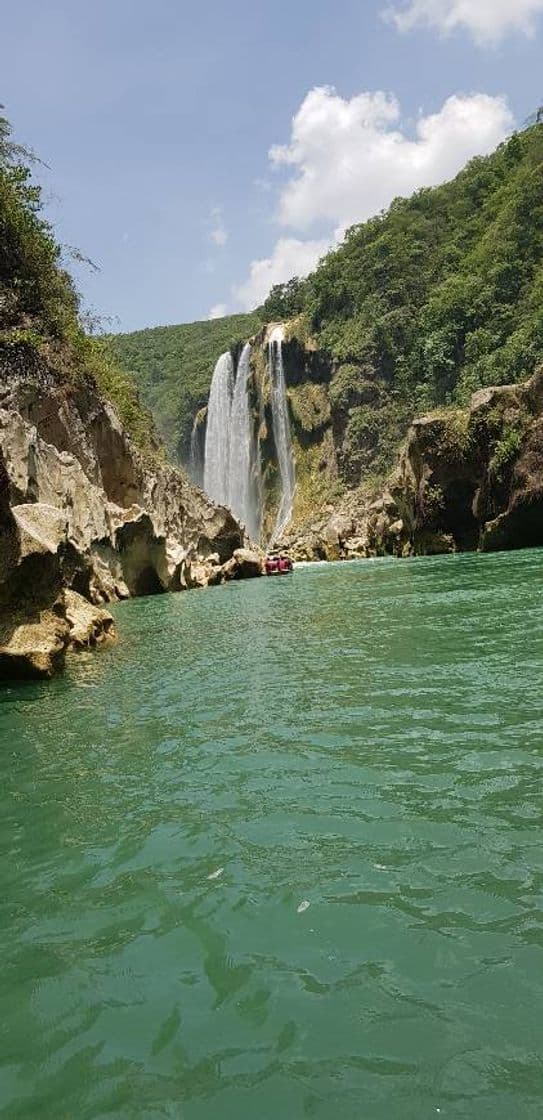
[
  {"x1": 302, "y1": 125, "x2": 543, "y2": 408},
  {"x1": 261, "y1": 124, "x2": 543, "y2": 479},
  {"x1": 0, "y1": 110, "x2": 80, "y2": 344},
  {"x1": 106, "y1": 312, "x2": 262, "y2": 458},
  {"x1": 0, "y1": 110, "x2": 156, "y2": 454}
]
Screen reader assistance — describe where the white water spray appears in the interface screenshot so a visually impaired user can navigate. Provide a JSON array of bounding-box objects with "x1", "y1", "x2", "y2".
[
  {"x1": 189, "y1": 416, "x2": 203, "y2": 487},
  {"x1": 268, "y1": 326, "x2": 295, "y2": 541},
  {"x1": 201, "y1": 328, "x2": 294, "y2": 542},
  {"x1": 228, "y1": 343, "x2": 261, "y2": 540},
  {"x1": 203, "y1": 352, "x2": 234, "y2": 506}
]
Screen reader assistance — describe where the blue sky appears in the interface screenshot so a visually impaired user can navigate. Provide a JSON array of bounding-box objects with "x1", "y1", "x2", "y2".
[{"x1": 3, "y1": 0, "x2": 543, "y2": 331}]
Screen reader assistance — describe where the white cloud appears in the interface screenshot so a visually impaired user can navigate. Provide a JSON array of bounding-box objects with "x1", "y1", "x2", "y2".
[
  {"x1": 384, "y1": 0, "x2": 543, "y2": 45},
  {"x1": 208, "y1": 206, "x2": 228, "y2": 248},
  {"x1": 232, "y1": 85, "x2": 514, "y2": 311},
  {"x1": 270, "y1": 86, "x2": 513, "y2": 232},
  {"x1": 233, "y1": 236, "x2": 330, "y2": 311},
  {"x1": 208, "y1": 303, "x2": 227, "y2": 320}
]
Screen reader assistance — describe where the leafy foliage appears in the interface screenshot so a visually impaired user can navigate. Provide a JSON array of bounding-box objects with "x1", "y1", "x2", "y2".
[
  {"x1": 488, "y1": 408, "x2": 531, "y2": 482},
  {"x1": 0, "y1": 159, "x2": 79, "y2": 340},
  {"x1": 261, "y1": 277, "x2": 307, "y2": 322},
  {"x1": 0, "y1": 110, "x2": 156, "y2": 454},
  {"x1": 341, "y1": 398, "x2": 413, "y2": 482},
  {"x1": 304, "y1": 125, "x2": 543, "y2": 413}
]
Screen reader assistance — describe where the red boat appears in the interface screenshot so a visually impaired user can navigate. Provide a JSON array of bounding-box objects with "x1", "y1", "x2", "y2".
[{"x1": 265, "y1": 554, "x2": 293, "y2": 576}]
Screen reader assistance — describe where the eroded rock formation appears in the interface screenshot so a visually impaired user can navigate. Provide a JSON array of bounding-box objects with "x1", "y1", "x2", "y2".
[
  {"x1": 372, "y1": 367, "x2": 543, "y2": 556},
  {"x1": 0, "y1": 345, "x2": 261, "y2": 679},
  {"x1": 281, "y1": 367, "x2": 543, "y2": 562}
]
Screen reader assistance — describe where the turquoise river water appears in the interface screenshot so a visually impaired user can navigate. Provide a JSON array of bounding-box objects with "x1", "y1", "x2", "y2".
[{"x1": 1, "y1": 552, "x2": 543, "y2": 1120}]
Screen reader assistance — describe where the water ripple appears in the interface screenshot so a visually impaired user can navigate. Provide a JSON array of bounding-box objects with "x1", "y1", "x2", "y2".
[{"x1": 1, "y1": 550, "x2": 543, "y2": 1119}]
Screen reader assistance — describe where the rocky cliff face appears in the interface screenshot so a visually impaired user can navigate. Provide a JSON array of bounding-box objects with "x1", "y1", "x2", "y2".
[
  {"x1": 0, "y1": 344, "x2": 262, "y2": 679},
  {"x1": 281, "y1": 367, "x2": 543, "y2": 562},
  {"x1": 381, "y1": 367, "x2": 543, "y2": 556}
]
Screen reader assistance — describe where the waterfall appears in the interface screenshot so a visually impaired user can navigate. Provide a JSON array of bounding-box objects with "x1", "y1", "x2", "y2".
[
  {"x1": 201, "y1": 329, "x2": 294, "y2": 543},
  {"x1": 202, "y1": 346, "x2": 262, "y2": 539},
  {"x1": 228, "y1": 343, "x2": 261, "y2": 541},
  {"x1": 203, "y1": 352, "x2": 234, "y2": 506},
  {"x1": 268, "y1": 327, "x2": 295, "y2": 541},
  {"x1": 189, "y1": 416, "x2": 203, "y2": 487}
]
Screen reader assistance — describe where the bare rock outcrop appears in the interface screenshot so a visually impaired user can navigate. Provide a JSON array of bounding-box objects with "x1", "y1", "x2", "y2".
[
  {"x1": 0, "y1": 605, "x2": 70, "y2": 680},
  {"x1": 365, "y1": 366, "x2": 543, "y2": 556},
  {"x1": 0, "y1": 485, "x2": 116, "y2": 679},
  {"x1": 282, "y1": 367, "x2": 543, "y2": 563}
]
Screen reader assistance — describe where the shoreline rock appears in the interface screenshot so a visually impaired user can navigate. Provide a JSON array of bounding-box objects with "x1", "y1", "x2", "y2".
[
  {"x1": 64, "y1": 589, "x2": 116, "y2": 651},
  {"x1": 0, "y1": 590, "x2": 117, "y2": 681}
]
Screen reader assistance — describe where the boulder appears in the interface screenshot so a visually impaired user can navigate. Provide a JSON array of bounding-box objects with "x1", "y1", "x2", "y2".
[
  {"x1": 211, "y1": 548, "x2": 264, "y2": 583},
  {"x1": 64, "y1": 589, "x2": 116, "y2": 650},
  {"x1": 231, "y1": 548, "x2": 263, "y2": 579},
  {"x1": 0, "y1": 587, "x2": 116, "y2": 680},
  {"x1": 186, "y1": 560, "x2": 214, "y2": 589},
  {"x1": 0, "y1": 602, "x2": 69, "y2": 680},
  {"x1": 0, "y1": 499, "x2": 69, "y2": 679}
]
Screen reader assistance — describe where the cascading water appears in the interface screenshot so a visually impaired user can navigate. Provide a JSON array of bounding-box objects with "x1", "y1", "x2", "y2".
[
  {"x1": 268, "y1": 326, "x2": 295, "y2": 541},
  {"x1": 228, "y1": 343, "x2": 262, "y2": 541},
  {"x1": 189, "y1": 417, "x2": 203, "y2": 487},
  {"x1": 203, "y1": 352, "x2": 234, "y2": 506},
  {"x1": 201, "y1": 328, "x2": 294, "y2": 543}
]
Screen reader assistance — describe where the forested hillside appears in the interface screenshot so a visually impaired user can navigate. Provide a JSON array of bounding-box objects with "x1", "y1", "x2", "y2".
[
  {"x1": 106, "y1": 312, "x2": 261, "y2": 457},
  {"x1": 294, "y1": 122, "x2": 543, "y2": 405},
  {"x1": 109, "y1": 124, "x2": 543, "y2": 483},
  {"x1": 259, "y1": 123, "x2": 543, "y2": 481}
]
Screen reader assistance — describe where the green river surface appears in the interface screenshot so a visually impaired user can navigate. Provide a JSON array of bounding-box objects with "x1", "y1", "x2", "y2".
[{"x1": 1, "y1": 551, "x2": 543, "y2": 1120}]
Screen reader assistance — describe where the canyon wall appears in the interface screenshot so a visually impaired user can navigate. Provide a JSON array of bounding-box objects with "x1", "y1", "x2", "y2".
[{"x1": 0, "y1": 344, "x2": 261, "y2": 679}]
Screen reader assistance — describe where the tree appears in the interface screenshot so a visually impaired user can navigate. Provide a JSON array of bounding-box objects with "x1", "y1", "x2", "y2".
[{"x1": 261, "y1": 277, "x2": 306, "y2": 321}]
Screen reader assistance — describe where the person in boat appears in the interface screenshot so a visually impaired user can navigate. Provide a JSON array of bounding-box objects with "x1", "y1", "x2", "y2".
[{"x1": 265, "y1": 552, "x2": 293, "y2": 574}]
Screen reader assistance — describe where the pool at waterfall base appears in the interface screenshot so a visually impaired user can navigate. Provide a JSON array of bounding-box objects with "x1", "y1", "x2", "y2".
[{"x1": 1, "y1": 551, "x2": 542, "y2": 1119}]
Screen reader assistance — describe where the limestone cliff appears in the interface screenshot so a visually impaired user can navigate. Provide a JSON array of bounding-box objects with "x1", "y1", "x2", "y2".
[
  {"x1": 0, "y1": 343, "x2": 261, "y2": 679},
  {"x1": 379, "y1": 367, "x2": 543, "y2": 557},
  {"x1": 281, "y1": 367, "x2": 543, "y2": 562}
]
